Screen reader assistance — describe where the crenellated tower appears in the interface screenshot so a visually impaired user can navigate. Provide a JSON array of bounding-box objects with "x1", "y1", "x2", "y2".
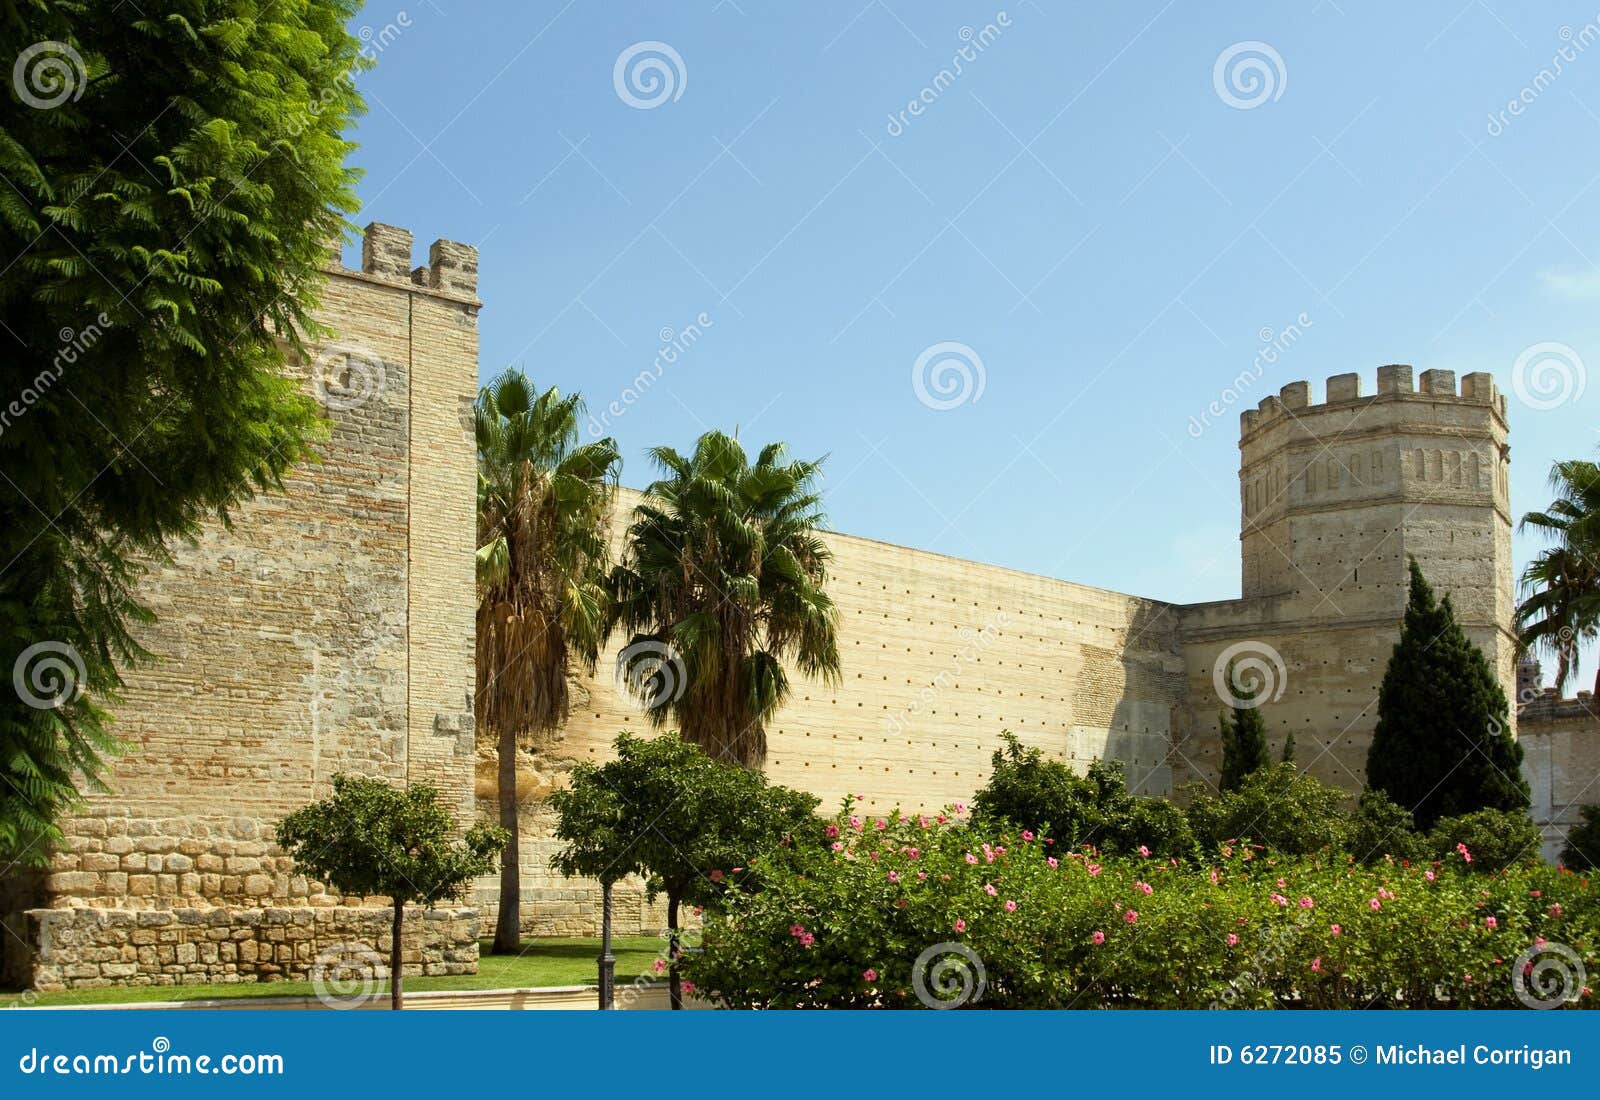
[{"x1": 1178, "y1": 366, "x2": 1515, "y2": 792}]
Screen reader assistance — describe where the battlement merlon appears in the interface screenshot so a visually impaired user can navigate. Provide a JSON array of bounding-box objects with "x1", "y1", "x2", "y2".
[
  {"x1": 324, "y1": 221, "x2": 480, "y2": 305},
  {"x1": 1238, "y1": 367, "x2": 1507, "y2": 440}
]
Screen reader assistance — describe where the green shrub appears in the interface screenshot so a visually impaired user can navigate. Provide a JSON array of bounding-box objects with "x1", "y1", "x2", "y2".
[
  {"x1": 972, "y1": 734, "x2": 1193, "y2": 859},
  {"x1": 1429, "y1": 809, "x2": 1544, "y2": 874},
  {"x1": 685, "y1": 802, "x2": 1598, "y2": 1010},
  {"x1": 1348, "y1": 789, "x2": 1428, "y2": 866},
  {"x1": 1185, "y1": 763, "x2": 1352, "y2": 857},
  {"x1": 1562, "y1": 806, "x2": 1600, "y2": 871}
]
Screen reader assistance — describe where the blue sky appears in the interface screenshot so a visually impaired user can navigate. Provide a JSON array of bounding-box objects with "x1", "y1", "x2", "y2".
[{"x1": 344, "y1": 1, "x2": 1600, "y2": 683}]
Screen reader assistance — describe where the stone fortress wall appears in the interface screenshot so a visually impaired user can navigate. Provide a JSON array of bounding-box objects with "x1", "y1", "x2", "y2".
[
  {"x1": 2, "y1": 223, "x2": 483, "y2": 990},
  {"x1": 5, "y1": 232, "x2": 1596, "y2": 983}
]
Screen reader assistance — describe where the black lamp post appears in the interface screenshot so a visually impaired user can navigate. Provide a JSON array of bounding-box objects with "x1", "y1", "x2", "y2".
[{"x1": 597, "y1": 879, "x2": 615, "y2": 1009}]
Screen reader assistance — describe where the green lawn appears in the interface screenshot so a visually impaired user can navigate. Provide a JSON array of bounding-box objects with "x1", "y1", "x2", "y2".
[{"x1": 7, "y1": 936, "x2": 667, "y2": 1008}]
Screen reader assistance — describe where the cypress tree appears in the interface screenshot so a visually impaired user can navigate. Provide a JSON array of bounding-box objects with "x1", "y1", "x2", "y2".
[
  {"x1": 1219, "y1": 678, "x2": 1271, "y2": 791},
  {"x1": 1281, "y1": 729, "x2": 1296, "y2": 764},
  {"x1": 1366, "y1": 559, "x2": 1529, "y2": 830}
]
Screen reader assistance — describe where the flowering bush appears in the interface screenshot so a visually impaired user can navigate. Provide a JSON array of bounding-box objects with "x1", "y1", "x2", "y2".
[{"x1": 684, "y1": 799, "x2": 1598, "y2": 1009}]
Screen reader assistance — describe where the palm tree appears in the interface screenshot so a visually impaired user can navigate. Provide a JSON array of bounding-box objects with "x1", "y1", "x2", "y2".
[
  {"x1": 475, "y1": 371, "x2": 619, "y2": 954},
  {"x1": 607, "y1": 431, "x2": 841, "y2": 768},
  {"x1": 1518, "y1": 459, "x2": 1600, "y2": 695}
]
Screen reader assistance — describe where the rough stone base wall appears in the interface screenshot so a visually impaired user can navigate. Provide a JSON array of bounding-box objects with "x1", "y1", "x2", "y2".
[{"x1": 17, "y1": 905, "x2": 479, "y2": 993}]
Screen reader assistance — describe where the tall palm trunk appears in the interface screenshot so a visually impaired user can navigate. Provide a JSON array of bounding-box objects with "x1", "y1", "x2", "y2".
[{"x1": 493, "y1": 723, "x2": 521, "y2": 954}]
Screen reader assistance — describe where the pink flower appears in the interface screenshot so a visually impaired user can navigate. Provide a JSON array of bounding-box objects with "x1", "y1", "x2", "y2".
[
  {"x1": 1485, "y1": 916, "x2": 1498, "y2": 930},
  {"x1": 1425, "y1": 870, "x2": 1435, "y2": 881},
  {"x1": 1005, "y1": 899, "x2": 1017, "y2": 913},
  {"x1": 888, "y1": 871, "x2": 900, "y2": 884},
  {"x1": 1124, "y1": 909, "x2": 1139, "y2": 924},
  {"x1": 1530, "y1": 890, "x2": 1542, "y2": 898},
  {"x1": 1456, "y1": 842, "x2": 1472, "y2": 863},
  {"x1": 1369, "y1": 898, "x2": 1382, "y2": 911},
  {"x1": 919, "y1": 816, "x2": 930, "y2": 829},
  {"x1": 1092, "y1": 931, "x2": 1106, "y2": 945},
  {"x1": 826, "y1": 824, "x2": 840, "y2": 838},
  {"x1": 788, "y1": 923, "x2": 804, "y2": 937},
  {"x1": 1271, "y1": 894, "x2": 1288, "y2": 907},
  {"x1": 1139, "y1": 846, "x2": 1151, "y2": 858},
  {"x1": 1310, "y1": 958, "x2": 1322, "y2": 973},
  {"x1": 953, "y1": 919, "x2": 967, "y2": 933},
  {"x1": 1209, "y1": 868, "x2": 1219, "y2": 885},
  {"x1": 1047, "y1": 857, "x2": 1059, "y2": 869},
  {"x1": 681, "y1": 981, "x2": 695, "y2": 994},
  {"x1": 984, "y1": 884, "x2": 997, "y2": 897},
  {"x1": 855, "y1": 794, "x2": 863, "y2": 801},
  {"x1": 874, "y1": 819, "x2": 887, "y2": 831},
  {"x1": 800, "y1": 932, "x2": 815, "y2": 947},
  {"x1": 849, "y1": 816, "x2": 862, "y2": 831},
  {"x1": 1550, "y1": 903, "x2": 1563, "y2": 918},
  {"x1": 652, "y1": 958, "x2": 666, "y2": 973},
  {"x1": 1087, "y1": 863, "x2": 1103, "y2": 877},
  {"x1": 1022, "y1": 830, "x2": 1035, "y2": 842},
  {"x1": 1298, "y1": 896, "x2": 1314, "y2": 910},
  {"x1": 709, "y1": 869, "x2": 724, "y2": 883},
  {"x1": 831, "y1": 841, "x2": 844, "y2": 852},
  {"x1": 907, "y1": 847, "x2": 920, "y2": 859},
  {"x1": 863, "y1": 968, "x2": 877, "y2": 982},
  {"x1": 917, "y1": 872, "x2": 926, "y2": 881},
  {"x1": 966, "y1": 853, "x2": 979, "y2": 865},
  {"x1": 1136, "y1": 881, "x2": 1153, "y2": 896},
  {"x1": 1226, "y1": 933, "x2": 1239, "y2": 947},
  {"x1": 1276, "y1": 878, "x2": 1286, "y2": 889},
  {"x1": 1330, "y1": 924, "x2": 1341, "y2": 936},
  {"x1": 954, "y1": 801, "x2": 967, "y2": 814}
]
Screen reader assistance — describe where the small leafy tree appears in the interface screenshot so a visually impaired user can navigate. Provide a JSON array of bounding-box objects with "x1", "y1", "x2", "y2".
[
  {"x1": 1366, "y1": 560, "x2": 1528, "y2": 830},
  {"x1": 277, "y1": 775, "x2": 507, "y2": 1010},
  {"x1": 1348, "y1": 788, "x2": 1426, "y2": 865},
  {"x1": 972, "y1": 733, "x2": 1195, "y2": 859},
  {"x1": 1185, "y1": 763, "x2": 1351, "y2": 856},
  {"x1": 1218, "y1": 680, "x2": 1270, "y2": 791},
  {"x1": 1428, "y1": 809, "x2": 1543, "y2": 874},
  {"x1": 1562, "y1": 805, "x2": 1600, "y2": 871},
  {"x1": 549, "y1": 733, "x2": 819, "y2": 1008}
]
